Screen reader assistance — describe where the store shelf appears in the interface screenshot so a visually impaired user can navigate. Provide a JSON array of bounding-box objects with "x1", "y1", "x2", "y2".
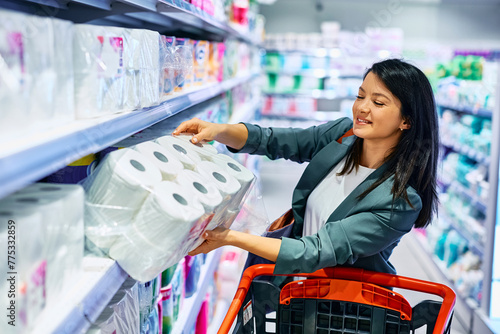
[
  {"x1": 0, "y1": 73, "x2": 258, "y2": 200},
  {"x1": 229, "y1": 98, "x2": 262, "y2": 123},
  {"x1": 261, "y1": 111, "x2": 347, "y2": 123},
  {"x1": 265, "y1": 48, "x2": 343, "y2": 58},
  {"x1": 36, "y1": 257, "x2": 129, "y2": 334},
  {"x1": 438, "y1": 207, "x2": 485, "y2": 256},
  {"x1": 441, "y1": 140, "x2": 490, "y2": 165},
  {"x1": 409, "y1": 231, "x2": 479, "y2": 332},
  {"x1": 1, "y1": 0, "x2": 261, "y2": 45},
  {"x1": 263, "y1": 90, "x2": 356, "y2": 100},
  {"x1": 172, "y1": 248, "x2": 222, "y2": 334},
  {"x1": 438, "y1": 103, "x2": 493, "y2": 119},
  {"x1": 264, "y1": 69, "x2": 362, "y2": 79}
]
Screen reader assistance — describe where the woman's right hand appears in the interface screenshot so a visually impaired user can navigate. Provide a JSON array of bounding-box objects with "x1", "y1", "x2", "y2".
[
  {"x1": 172, "y1": 117, "x2": 223, "y2": 144},
  {"x1": 173, "y1": 117, "x2": 249, "y2": 150}
]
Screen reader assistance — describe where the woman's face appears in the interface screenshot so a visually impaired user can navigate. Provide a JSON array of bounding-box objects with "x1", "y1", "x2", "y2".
[{"x1": 352, "y1": 72, "x2": 408, "y2": 146}]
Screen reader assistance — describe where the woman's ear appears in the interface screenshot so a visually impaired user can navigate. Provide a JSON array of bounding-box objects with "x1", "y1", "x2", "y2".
[{"x1": 401, "y1": 120, "x2": 411, "y2": 130}]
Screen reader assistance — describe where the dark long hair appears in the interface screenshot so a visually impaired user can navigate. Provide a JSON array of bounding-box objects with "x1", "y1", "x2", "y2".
[{"x1": 339, "y1": 58, "x2": 439, "y2": 228}]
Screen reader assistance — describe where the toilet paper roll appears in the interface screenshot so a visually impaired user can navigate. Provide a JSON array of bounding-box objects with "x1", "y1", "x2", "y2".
[
  {"x1": 111, "y1": 181, "x2": 205, "y2": 281},
  {"x1": 155, "y1": 135, "x2": 202, "y2": 170},
  {"x1": 173, "y1": 133, "x2": 219, "y2": 160},
  {"x1": 132, "y1": 141, "x2": 184, "y2": 181},
  {"x1": 175, "y1": 169, "x2": 223, "y2": 212},
  {"x1": 211, "y1": 153, "x2": 255, "y2": 189},
  {"x1": 84, "y1": 148, "x2": 162, "y2": 249},
  {"x1": 196, "y1": 161, "x2": 241, "y2": 199},
  {"x1": 132, "y1": 181, "x2": 205, "y2": 246}
]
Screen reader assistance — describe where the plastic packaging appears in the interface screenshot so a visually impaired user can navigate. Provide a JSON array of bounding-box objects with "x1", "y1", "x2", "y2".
[
  {"x1": 73, "y1": 24, "x2": 127, "y2": 118},
  {"x1": 83, "y1": 137, "x2": 255, "y2": 282}
]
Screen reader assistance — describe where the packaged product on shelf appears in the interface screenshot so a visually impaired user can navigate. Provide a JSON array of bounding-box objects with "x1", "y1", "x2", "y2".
[
  {"x1": 160, "y1": 36, "x2": 176, "y2": 99},
  {"x1": 0, "y1": 208, "x2": 44, "y2": 333},
  {"x1": 2, "y1": 190, "x2": 81, "y2": 309},
  {"x1": 161, "y1": 258, "x2": 185, "y2": 333},
  {"x1": 193, "y1": 40, "x2": 209, "y2": 86},
  {"x1": 174, "y1": 38, "x2": 193, "y2": 91},
  {"x1": 124, "y1": 29, "x2": 161, "y2": 110},
  {"x1": 88, "y1": 278, "x2": 141, "y2": 334},
  {"x1": 184, "y1": 254, "x2": 202, "y2": 298},
  {"x1": 43, "y1": 153, "x2": 98, "y2": 184},
  {"x1": 207, "y1": 41, "x2": 219, "y2": 83},
  {"x1": 73, "y1": 24, "x2": 127, "y2": 118},
  {"x1": 0, "y1": 9, "x2": 30, "y2": 142},
  {"x1": 216, "y1": 42, "x2": 225, "y2": 82},
  {"x1": 83, "y1": 137, "x2": 254, "y2": 282}
]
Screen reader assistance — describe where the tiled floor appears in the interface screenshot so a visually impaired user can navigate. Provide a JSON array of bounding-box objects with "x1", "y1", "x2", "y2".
[{"x1": 258, "y1": 157, "x2": 468, "y2": 333}]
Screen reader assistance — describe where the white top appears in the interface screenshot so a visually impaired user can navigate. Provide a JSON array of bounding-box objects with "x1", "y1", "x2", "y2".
[{"x1": 303, "y1": 158, "x2": 376, "y2": 236}]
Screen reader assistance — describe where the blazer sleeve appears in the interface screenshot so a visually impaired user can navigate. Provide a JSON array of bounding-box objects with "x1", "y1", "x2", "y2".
[
  {"x1": 273, "y1": 186, "x2": 422, "y2": 274},
  {"x1": 228, "y1": 117, "x2": 353, "y2": 163}
]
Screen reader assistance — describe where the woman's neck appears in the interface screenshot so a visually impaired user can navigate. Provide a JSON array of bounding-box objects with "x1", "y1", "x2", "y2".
[{"x1": 360, "y1": 140, "x2": 395, "y2": 169}]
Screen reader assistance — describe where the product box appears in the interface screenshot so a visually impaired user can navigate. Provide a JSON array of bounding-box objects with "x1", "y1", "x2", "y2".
[{"x1": 193, "y1": 40, "x2": 209, "y2": 86}]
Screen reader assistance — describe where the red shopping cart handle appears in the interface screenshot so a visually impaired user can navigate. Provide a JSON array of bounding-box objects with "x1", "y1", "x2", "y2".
[{"x1": 219, "y1": 264, "x2": 456, "y2": 334}]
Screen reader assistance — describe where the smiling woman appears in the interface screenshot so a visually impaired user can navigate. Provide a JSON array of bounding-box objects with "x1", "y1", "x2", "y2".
[{"x1": 173, "y1": 58, "x2": 439, "y2": 278}]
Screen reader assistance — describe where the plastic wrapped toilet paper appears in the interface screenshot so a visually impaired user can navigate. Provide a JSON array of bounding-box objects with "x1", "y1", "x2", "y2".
[
  {"x1": 16, "y1": 183, "x2": 84, "y2": 294},
  {"x1": 0, "y1": 206, "x2": 44, "y2": 332},
  {"x1": 211, "y1": 153, "x2": 256, "y2": 201},
  {"x1": 132, "y1": 141, "x2": 184, "y2": 181},
  {"x1": 155, "y1": 135, "x2": 202, "y2": 170},
  {"x1": 73, "y1": 24, "x2": 126, "y2": 118},
  {"x1": 173, "y1": 133, "x2": 219, "y2": 160},
  {"x1": 83, "y1": 148, "x2": 162, "y2": 249},
  {"x1": 0, "y1": 10, "x2": 32, "y2": 141},
  {"x1": 124, "y1": 28, "x2": 160, "y2": 110},
  {"x1": 110, "y1": 181, "x2": 205, "y2": 282},
  {"x1": 196, "y1": 160, "x2": 241, "y2": 200}
]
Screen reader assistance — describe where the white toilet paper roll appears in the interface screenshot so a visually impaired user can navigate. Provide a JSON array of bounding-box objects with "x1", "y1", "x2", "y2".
[
  {"x1": 84, "y1": 148, "x2": 162, "y2": 249},
  {"x1": 155, "y1": 135, "x2": 202, "y2": 170},
  {"x1": 175, "y1": 169, "x2": 223, "y2": 213},
  {"x1": 173, "y1": 133, "x2": 219, "y2": 160},
  {"x1": 196, "y1": 161, "x2": 241, "y2": 198},
  {"x1": 110, "y1": 181, "x2": 206, "y2": 281},
  {"x1": 132, "y1": 141, "x2": 184, "y2": 181},
  {"x1": 211, "y1": 153, "x2": 255, "y2": 188}
]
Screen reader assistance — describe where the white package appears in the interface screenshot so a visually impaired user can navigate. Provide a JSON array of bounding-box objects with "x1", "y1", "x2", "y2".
[
  {"x1": 131, "y1": 141, "x2": 184, "y2": 181},
  {"x1": 16, "y1": 183, "x2": 84, "y2": 293},
  {"x1": 0, "y1": 205, "x2": 45, "y2": 332},
  {"x1": 83, "y1": 148, "x2": 162, "y2": 248},
  {"x1": 155, "y1": 135, "x2": 203, "y2": 170},
  {"x1": 110, "y1": 181, "x2": 205, "y2": 282},
  {"x1": 211, "y1": 153, "x2": 255, "y2": 201},
  {"x1": 173, "y1": 133, "x2": 219, "y2": 160},
  {"x1": 0, "y1": 10, "x2": 30, "y2": 141},
  {"x1": 73, "y1": 24, "x2": 127, "y2": 118}
]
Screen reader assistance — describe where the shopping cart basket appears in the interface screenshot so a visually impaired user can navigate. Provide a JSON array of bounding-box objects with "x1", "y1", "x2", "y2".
[{"x1": 218, "y1": 264, "x2": 456, "y2": 334}]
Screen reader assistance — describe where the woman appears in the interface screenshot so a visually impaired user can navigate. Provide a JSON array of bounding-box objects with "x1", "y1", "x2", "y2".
[{"x1": 173, "y1": 58, "x2": 439, "y2": 276}]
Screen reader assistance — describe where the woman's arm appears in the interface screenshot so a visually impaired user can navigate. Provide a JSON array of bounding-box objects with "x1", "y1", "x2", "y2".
[
  {"x1": 188, "y1": 226, "x2": 282, "y2": 262},
  {"x1": 173, "y1": 118, "x2": 248, "y2": 150}
]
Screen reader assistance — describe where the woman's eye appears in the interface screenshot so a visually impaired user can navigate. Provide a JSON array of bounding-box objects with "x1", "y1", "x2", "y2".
[
  {"x1": 356, "y1": 95, "x2": 364, "y2": 99},
  {"x1": 374, "y1": 101, "x2": 384, "y2": 106}
]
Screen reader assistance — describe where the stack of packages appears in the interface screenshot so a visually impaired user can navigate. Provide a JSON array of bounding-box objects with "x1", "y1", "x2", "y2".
[
  {"x1": 0, "y1": 9, "x2": 74, "y2": 143},
  {"x1": 82, "y1": 134, "x2": 255, "y2": 282},
  {"x1": 0, "y1": 184, "x2": 85, "y2": 333}
]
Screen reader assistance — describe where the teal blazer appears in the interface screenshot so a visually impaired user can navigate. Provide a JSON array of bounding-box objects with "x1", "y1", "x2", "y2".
[{"x1": 234, "y1": 117, "x2": 422, "y2": 275}]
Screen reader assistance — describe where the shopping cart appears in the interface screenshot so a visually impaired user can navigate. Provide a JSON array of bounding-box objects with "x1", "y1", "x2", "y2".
[{"x1": 218, "y1": 264, "x2": 456, "y2": 334}]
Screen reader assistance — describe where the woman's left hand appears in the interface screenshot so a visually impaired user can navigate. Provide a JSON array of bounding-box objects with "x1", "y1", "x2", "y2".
[{"x1": 188, "y1": 226, "x2": 231, "y2": 256}]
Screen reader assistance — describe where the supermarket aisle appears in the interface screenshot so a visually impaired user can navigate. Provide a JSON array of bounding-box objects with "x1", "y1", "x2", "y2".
[{"x1": 258, "y1": 157, "x2": 468, "y2": 334}]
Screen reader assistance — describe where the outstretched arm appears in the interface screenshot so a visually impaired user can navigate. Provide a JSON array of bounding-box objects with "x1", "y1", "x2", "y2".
[
  {"x1": 188, "y1": 226, "x2": 282, "y2": 262},
  {"x1": 173, "y1": 118, "x2": 249, "y2": 150}
]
